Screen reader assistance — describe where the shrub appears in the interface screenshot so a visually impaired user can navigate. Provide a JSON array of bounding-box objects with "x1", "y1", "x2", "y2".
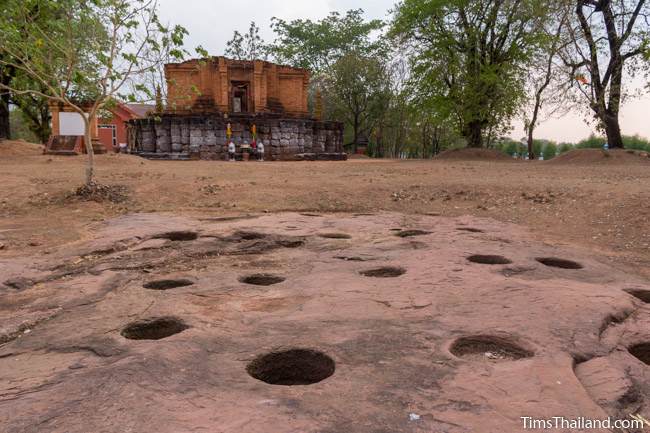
[
  {"x1": 622, "y1": 135, "x2": 650, "y2": 152},
  {"x1": 543, "y1": 142, "x2": 558, "y2": 159},
  {"x1": 558, "y1": 142, "x2": 574, "y2": 153},
  {"x1": 576, "y1": 134, "x2": 607, "y2": 148}
]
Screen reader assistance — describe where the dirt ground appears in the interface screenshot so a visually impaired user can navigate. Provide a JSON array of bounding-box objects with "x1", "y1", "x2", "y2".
[
  {"x1": 1, "y1": 141, "x2": 650, "y2": 432},
  {"x1": 1, "y1": 141, "x2": 649, "y2": 278}
]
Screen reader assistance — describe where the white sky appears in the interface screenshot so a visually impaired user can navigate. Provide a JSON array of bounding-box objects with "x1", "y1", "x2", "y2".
[{"x1": 157, "y1": 0, "x2": 650, "y2": 143}]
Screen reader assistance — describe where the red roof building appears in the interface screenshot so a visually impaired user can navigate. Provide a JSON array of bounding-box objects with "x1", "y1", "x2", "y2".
[
  {"x1": 97, "y1": 103, "x2": 155, "y2": 152},
  {"x1": 47, "y1": 101, "x2": 154, "y2": 155}
]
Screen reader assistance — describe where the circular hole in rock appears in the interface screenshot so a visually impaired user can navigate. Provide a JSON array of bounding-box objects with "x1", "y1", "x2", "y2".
[
  {"x1": 628, "y1": 343, "x2": 650, "y2": 365},
  {"x1": 467, "y1": 254, "x2": 512, "y2": 265},
  {"x1": 246, "y1": 348, "x2": 335, "y2": 385},
  {"x1": 319, "y1": 232, "x2": 352, "y2": 239},
  {"x1": 624, "y1": 289, "x2": 650, "y2": 303},
  {"x1": 236, "y1": 231, "x2": 267, "y2": 240},
  {"x1": 450, "y1": 335, "x2": 533, "y2": 361},
  {"x1": 396, "y1": 229, "x2": 431, "y2": 238},
  {"x1": 240, "y1": 273, "x2": 286, "y2": 286},
  {"x1": 143, "y1": 279, "x2": 194, "y2": 290},
  {"x1": 335, "y1": 255, "x2": 374, "y2": 262},
  {"x1": 360, "y1": 266, "x2": 406, "y2": 278},
  {"x1": 456, "y1": 227, "x2": 484, "y2": 233},
  {"x1": 535, "y1": 257, "x2": 583, "y2": 269},
  {"x1": 121, "y1": 317, "x2": 188, "y2": 340},
  {"x1": 278, "y1": 239, "x2": 304, "y2": 248},
  {"x1": 154, "y1": 231, "x2": 198, "y2": 241}
]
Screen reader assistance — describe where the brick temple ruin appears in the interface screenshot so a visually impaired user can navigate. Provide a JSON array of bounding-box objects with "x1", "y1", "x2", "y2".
[{"x1": 128, "y1": 57, "x2": 345, "y2": 161}]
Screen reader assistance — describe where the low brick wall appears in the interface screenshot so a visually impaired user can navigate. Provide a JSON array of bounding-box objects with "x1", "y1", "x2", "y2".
[{"x1": 128, "y1": 114, "x2": 346, "y2": 161}]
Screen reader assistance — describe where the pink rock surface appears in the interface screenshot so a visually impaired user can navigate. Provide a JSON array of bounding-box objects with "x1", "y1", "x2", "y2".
[{"x1": 0, "y1": 212, "x2": 648, "y2": 433}]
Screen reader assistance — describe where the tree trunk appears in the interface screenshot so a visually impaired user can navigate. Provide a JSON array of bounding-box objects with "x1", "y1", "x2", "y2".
[
  {"x1": 376, "y1": 123, "x2": 384, "y2": 158},
  {"x1": 83, "y1": 116, "x2": 95, "y2": 184},
  {"x1": 421, "y1": 124, "x2": 427, "y2": 158},
  {"x1": 526, "y1": 122, "x2": 536, "y2": 160},
  {"x1": 352, "y1": 113, "x2": 360, "y2": 154},
  {"x1": 0, "y1": 92, "x2": 9, "y2": 140},
  {"x1": 526, "y1": 98, "x2": 541, "y2": 160},
  {"x1": 0, "y1": 63, "x2": 11, "y2": 140},
  {"x1": 603, "y1": 112, "x2": 623, "y2": 149},
  {"x1": 465, "y1": 121, "x2": 483, "y2": 148}
]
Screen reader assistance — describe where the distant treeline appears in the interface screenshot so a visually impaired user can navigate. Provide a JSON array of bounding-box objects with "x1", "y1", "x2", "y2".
[{"x1": 492, "y1": 134, "x2": 650, "y2": 160}]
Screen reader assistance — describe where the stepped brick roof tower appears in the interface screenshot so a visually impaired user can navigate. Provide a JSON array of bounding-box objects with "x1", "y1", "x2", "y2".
[
  {"x1": 128, "y1": 57, "x2": 345, "y2": 161},
  {"x1": 165, "y1": 57, "x2": 309, "y2": 117}
]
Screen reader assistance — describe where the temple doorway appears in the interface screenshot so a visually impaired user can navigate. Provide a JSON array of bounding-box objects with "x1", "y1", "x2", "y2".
[{"x1": 231, "y1": 81, "x2": 250, "y2": 113}]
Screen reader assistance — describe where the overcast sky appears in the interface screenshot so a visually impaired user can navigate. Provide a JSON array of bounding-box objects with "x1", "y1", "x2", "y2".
[{"x1": 157, "y1": 0, "x2": 650, "y2": 143}]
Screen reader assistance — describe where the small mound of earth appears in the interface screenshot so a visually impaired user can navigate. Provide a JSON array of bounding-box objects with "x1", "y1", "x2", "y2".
[
  {"x1": 0, "y1": 140, "x2": 44, "y2": 156},
  {"x1": 69, "y1": 181, "x2": 129, "y2": 203},
  {"x1": 450, "y1": 335, "x2": 533, "y2": 361},
  {"x1": 246, "y1": 348, "x2": 335, "y2": 385},
  {"x1": 435, "y1": 148, "x2": 513, "y2": 161},
  {"x1": 547, "y1": 148, "x2": 650, "y2": 165}
]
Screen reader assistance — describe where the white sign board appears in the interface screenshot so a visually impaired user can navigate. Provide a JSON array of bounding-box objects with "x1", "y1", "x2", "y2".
[{"x1": 59, "y1": 112, "x2": 86, "y2": 136}]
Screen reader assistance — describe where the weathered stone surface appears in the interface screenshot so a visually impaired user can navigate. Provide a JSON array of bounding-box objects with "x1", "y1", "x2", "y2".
[
  {"x1": 129, "y1": 114, "x2": 344, "y2": 161},
  {"x1": 2, "y1": 277, "x2": 34, "y2": 291}
]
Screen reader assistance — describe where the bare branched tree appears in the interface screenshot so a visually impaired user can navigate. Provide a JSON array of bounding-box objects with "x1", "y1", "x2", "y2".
[
  {"x1": 0, "y1": 0, "x2": 187, "y2": 184},
  {"x1": 523, "y1": 3, "x2": 574, "y2": 159},
  {"x1": 561, "y1": 0, "x2": 650, "y2": 148}
]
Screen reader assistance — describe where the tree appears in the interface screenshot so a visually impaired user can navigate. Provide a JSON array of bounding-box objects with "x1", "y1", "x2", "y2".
[
  {"x1": 0, "y1": 66, "x2": 10, "y2": 140},
  {"x1": 561, "y1": 0, "x2": 649, "y2": 148},
  {"x1": 268, "y1": 9, "x2": 389, "y2": 152},
  {"x1": 270, "y1": 9, "x2": 385, "y2": 72},
  {"x1": 225, "y1": 21, "x2": 269, "y2": 61},
  {"x1": 558, "y1": 142, "x2": 574, "y2": 153},
  {"x1": 391, "y1": 0, "x2": 549, "y2": 148},
  {"x1": 542, "y1": 141, "x2": 558, "y2": 159},
  {"x1": 8, "y1": 105, "x2": 40, "y2": 142},
  {"x1": 11, "y1": 90, "x2": 51, "y2": 143},
  {"x1": 523, "y1": 3, "x2": 572, "y2": 159},
  {"x1": 323, "y1": 52, "x2": 391, "y2": 152},
  {"x1": 10, "y1": 66, "x2": 53, "y2": 143},
  {"x1": 374, "y1": 59, "x2": 409, "y2": 158},
  {"x1": 0, "y1": 2, "x2": 68, "y2": 143},
  {"x1": 0, "y1": 0, "x2": 187, "y2": 184}
]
